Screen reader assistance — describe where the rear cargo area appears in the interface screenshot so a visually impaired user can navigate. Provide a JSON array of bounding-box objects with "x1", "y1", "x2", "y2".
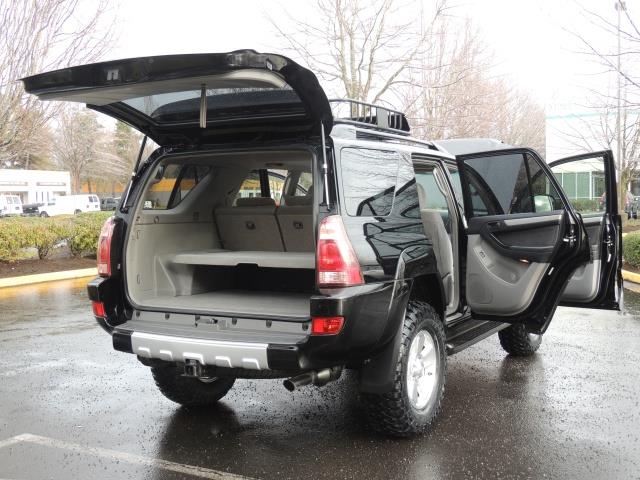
[{"x1": 125, "y1": 150, "x2": 315, "y2": 320}]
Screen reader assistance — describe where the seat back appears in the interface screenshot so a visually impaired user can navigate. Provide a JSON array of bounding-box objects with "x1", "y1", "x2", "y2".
[
  {"x1": 276, "y1": 188, "x2": 314, "y2": 252},
  {"x1": 215, "y1": 197, "x2": 284, "y2": 251},
  {"x1": 417, "y1": 183, "x2": 454, "y2": 302}
]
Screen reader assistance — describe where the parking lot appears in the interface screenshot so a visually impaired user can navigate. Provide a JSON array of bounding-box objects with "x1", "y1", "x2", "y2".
[{"x1": 1, "y1": 278, "x2": 639, "y2": 479}]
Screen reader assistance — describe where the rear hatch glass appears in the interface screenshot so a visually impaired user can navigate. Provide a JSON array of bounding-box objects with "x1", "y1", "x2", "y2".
[{"x1": 21, "y1": 51, "x2": 332, "y2": 146}]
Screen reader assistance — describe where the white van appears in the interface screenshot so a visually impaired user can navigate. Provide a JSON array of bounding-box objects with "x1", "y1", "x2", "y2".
[
  {"x1": 0, "y1": 195, "x2": 23, "y2": 216},
  {"x1": 38, "y1": 194, "x2": 100, "y2": 217}
]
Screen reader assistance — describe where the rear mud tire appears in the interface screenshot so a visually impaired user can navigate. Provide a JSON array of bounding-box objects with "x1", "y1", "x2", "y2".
[
  {"x1": 151, "y1": 363, "x2": 235, "y2": 407},
  {"x1": 360, "y1": 301, "x2": 446, "y2": 438},
  {"x1": 498, "y1": 324, "x2": 542, "y2": 357}
]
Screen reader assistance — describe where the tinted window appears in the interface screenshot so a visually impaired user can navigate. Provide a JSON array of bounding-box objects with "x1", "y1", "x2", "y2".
[
  {"x1": 341, "y1": 148, "x2": 399, "y2": 216},
  {"x1": 526, "y1": 154, "x2": 563, "y2": 212},
  {"x1": 123, "y1": 88, "x2": 301, "y2": 124},
  {"x1": 415, "y1": 165, "x2": 453, "y2": 232},
  {"x1": 551, "y1": 156, "x2": 607, "y2": 216},
  {"x1": 143, "y1": 164, "x2": 210, "y2": 210},
  {"x1": 462, "y1": 153, "x2": 562, "y2": 217}
]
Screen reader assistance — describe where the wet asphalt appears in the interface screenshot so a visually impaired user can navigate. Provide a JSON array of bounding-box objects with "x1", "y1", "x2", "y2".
[{"x1": 0, "y1": 279, "x2": 639, "y2": 480}]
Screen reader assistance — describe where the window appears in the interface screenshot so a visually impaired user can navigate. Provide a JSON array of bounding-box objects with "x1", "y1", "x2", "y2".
[
  {"x1": 122, "y1": 87, "x2": 300, "y2": 124},
  {"x1": 143, "y1": 164, "x2": 210, "y2": 210},
  {"x1": 235, "y1": 171, "x2": 261, "y2": 202},
  {"x1": 447, "y1": 167, "x2": 463, "y2": 201},
  {"x1": 291, "y1": 172, "x2": 312, "y2": 196},
  {"x1": 268, "y1": 170, "x2": 287, "y2": 204},
  {"x1": 341, "y1": 148, "x2": 399, "y2": 216},
  {"x1": 234, "y1": 169, "x2": 289, "y2": 205},
  {"x1": 415, "y1": 165, "x2": 453, "y2": 233},
  {"x1": 551, "y1": 156, "x2": 606, "y2": 216},
  {"x1": 462, "y1": 153, "x2": 562, "y2": 217}
]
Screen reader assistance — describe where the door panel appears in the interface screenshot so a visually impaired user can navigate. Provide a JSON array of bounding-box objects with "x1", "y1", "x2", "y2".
[
  {"x1": 550, "y1": 150, "x2": 622, "y2": 310},
  {"x1": 457, "y1": 149, "x2": 589, "y2": 332},
  {"x1": 465, "y1": 213, "x2": 563, "y2": 315},
  {"x1": 468, "y1": 213, "x2": 563, "y2": 262}
]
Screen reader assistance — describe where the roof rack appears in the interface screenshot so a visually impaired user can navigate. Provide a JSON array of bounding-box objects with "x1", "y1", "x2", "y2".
[{"x1": 329, "y1": 99, "x2": 410, "y2": 135}]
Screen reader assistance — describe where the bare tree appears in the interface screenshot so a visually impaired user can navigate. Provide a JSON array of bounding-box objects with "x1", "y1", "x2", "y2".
[
  {"x1": 270, "y1": 1, "x2": 545, "y2": 151},
  {"x1": 559, "y1": 2, "x2": 640, "y2": 211},
  {"x1": 270, "y1": 0, "x2": 450, "y2": 104},
  {"x1": 401, "y1": 19, "x2": 545, "y2": 151},
  {"x1": 0, "y1": 0, "x2": 115, "y2": 168},
  {"x1": 53, "y1": 106, "x2": 123, "y2": 193}
]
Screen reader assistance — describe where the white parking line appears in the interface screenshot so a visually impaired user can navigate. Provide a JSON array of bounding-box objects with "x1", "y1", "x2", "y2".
[
  {"x1": 0, "y1": 433, "x2": 253, "y2": 480},
  {"x1": 0, "y1": 436, "x2": 22, "y2": 450}
]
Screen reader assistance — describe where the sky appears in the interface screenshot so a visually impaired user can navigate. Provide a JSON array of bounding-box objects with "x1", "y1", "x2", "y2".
[{"x1": 93, "y1": 0, "x2": 631, "y2": 116}]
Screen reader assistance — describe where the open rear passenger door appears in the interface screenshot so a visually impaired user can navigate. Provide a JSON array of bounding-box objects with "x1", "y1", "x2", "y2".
[
  {"x1": 550, "y1": 150, "x2": 622, "y2": 310},
  {"x1": 455, "y1": 148, "x2": 602, "y2": 333}
]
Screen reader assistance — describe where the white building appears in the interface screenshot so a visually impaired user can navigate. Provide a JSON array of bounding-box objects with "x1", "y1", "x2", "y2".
[{"x1": 0, "y1": 169, "x2": 71, "y2": 205}]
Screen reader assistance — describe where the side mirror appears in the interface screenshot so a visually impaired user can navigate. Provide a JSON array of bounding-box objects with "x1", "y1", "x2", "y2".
[{"x1": 534, "y1": 194, "x2": 554, "y2": 212}]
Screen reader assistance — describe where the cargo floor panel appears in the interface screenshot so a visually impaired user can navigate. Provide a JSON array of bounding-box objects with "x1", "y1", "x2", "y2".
[{"x1": 138, "y1": 289, "x2": 311, "y2": 319}]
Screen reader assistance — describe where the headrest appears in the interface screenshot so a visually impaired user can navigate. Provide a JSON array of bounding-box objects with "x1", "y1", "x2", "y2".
[
  {"x1": 282, "y1": 186, "x2": 313, "y2": 206},
  {"x1": 235, "y1": 197, "x2": 276, "y2": 207}
]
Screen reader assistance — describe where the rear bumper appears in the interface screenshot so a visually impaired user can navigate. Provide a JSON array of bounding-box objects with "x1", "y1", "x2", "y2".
[
  {"x1": 112, "y1": 329, "x2": 298, "y2": 370},
  {"x1": 92, "y1": 277, "x2": 405, "y2": 372},
  {"x1": 116, "y1": 330, "x2": 270, "y2": 369}
]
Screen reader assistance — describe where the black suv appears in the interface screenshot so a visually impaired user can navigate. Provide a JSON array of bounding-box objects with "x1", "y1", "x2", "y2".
[{"x1": 23, "y1": 51, "x2": 622, "y2": 437}]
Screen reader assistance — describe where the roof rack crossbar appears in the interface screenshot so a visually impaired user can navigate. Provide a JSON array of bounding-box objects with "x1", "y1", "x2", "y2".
[{"x1": 329, "y1": 98, "x2": 410, "y2": 134}]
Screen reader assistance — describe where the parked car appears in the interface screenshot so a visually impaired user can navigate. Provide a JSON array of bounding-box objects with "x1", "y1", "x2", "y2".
[
  {"x1": 0, "y1": 194, "x2": 23, "y2": 216},
  {"x1": 100, "y1": 197, "x2": 121, "y2": 211},
  {"x1": 23, "y1": 51, "x2": 623, "y2": 437},
  {"x1": 38, "y1": 194, "x2": 100, "y2": 217},
  {"x1": 21, "y1": 203, "x2": 43, "y2": 216}
]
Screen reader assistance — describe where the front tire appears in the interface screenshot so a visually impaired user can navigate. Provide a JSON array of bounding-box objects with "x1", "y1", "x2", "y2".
[
  {"x1": 498, "y1": 324, "x2": 542, "y2": 356},
  {"x1": 361, "y1": 301, "x2": 446, "y2": 437},
  {"x1": 151, "y1": 363, "x2": 235, "y2": 407}
]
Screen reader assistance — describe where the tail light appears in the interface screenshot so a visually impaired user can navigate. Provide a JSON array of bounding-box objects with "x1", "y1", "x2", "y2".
[
  {"x1": 311, "y1": 316, "x2": 344, "y2": 335},
  {"x1": 92, "y1": 301, "x2": 106, "y2": 318},
  {"x1": 317, "y1": 215, "x2": 363, "y2": 287},
  {"x1": 97, "y1": 217, "x2": 116, "y2": 277}
]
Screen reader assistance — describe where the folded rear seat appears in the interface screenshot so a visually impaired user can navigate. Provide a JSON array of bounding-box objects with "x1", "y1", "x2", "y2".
[
  {"x1": 215, "y1": 197, "x2": 284, "y2": 251},
  {"x1": 276, "y1": 188, "x2": 314, "y2": 252}
]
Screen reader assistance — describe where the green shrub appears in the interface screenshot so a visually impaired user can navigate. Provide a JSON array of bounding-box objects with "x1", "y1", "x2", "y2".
[
  {"x1": 25, "y1": 217, "x2": 68, "y2": 259},
  {"x1": 0, "y1": 211, "x2": 112, "y2": 261},
  {"x1": 623, "y1": 232, "x2": 640, "y2": 268},
  {"x1": 67, "y1": 211, "x2": 112, "y2": 257},
  {"x1": 572, "y1": 199, "x2": 601, "y2": 213},
  {"x1": 0, "y1": 217, "x2": 32, "y2": 261}
]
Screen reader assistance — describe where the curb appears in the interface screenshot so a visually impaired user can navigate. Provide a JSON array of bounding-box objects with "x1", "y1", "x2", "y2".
[
  {"x1": 0, "y1": 268, "x2": 97, "y2": 289},
  {"x1": 622, "y1": 269, "x2": 640, "y2": 285}
]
